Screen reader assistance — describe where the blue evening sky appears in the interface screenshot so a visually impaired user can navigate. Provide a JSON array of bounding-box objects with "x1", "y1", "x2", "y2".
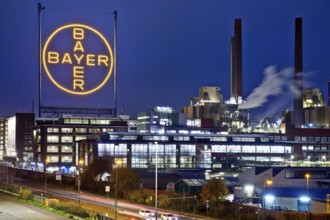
[{"x1": 0, "y1": 0, "x2": 329, "y2": 120}]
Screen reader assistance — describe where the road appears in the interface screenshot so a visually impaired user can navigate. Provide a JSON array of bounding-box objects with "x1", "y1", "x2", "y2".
[
  {"x1": 0, "y1": 191, "x2": 70, "y2": 220},
  {"x1": 1, "y1": 176, "x2": 216, "y2": 220}
]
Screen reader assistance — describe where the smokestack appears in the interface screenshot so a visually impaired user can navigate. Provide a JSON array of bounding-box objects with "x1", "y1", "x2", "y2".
[
  {"x1": 230, "y1": 37, "x2": 235, "y2": 98},
  {"x1": 294, "y1": 17, "x2": 304, "y2": 127},
  {"x1": 233, "y1": 19, "x2": 242, "y2": 101}
]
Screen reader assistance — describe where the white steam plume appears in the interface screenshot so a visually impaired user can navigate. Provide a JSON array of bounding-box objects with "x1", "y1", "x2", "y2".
[
  {"x1": 262, "y1": 94, "x2": 292, "y2": 118},
  {"x1": 239, "y1": 65, "x2": 293, "y2": 109}
]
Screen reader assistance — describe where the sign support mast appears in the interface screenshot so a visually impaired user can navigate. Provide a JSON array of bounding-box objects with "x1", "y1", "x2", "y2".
[
  {"x1": 38, "y1": 3, "x2": 45, "y2": 117},
  {"x1": 113, "y1": 10, "x2": 118, "y2": 117}
]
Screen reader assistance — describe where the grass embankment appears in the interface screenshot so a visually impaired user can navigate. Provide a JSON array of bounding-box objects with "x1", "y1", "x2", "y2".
[{"x1": 18, "y1": 189, "x2": 93, "y2": 219}]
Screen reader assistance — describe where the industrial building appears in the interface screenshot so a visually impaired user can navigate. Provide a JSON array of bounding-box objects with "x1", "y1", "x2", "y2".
[
  {"x1": 238, "y1": 167, "x2": 330, "y2": 213},
  {"x1": 282, "y1": 88, "x2": 330, "y2": 129},
  {"x1": 182, "y1": 19, "x2": 248, "y2": 131},
  {"x1": 137, "y1": 106, "x2": 187, "y2": 133},
  {"x1": 182, "y1": 86, "x2": 249, "y2": 131}
]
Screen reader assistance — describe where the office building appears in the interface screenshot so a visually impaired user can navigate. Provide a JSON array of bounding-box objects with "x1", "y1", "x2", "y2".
[
  {"x1": 5, "y1": 113, "x2": 35, "y2": 162},
  {"x1": 0, "y1": 118, "x2": 7, "y2": 160},
  {"x1": 33, "y1": 115, "x2": 128, "y2": 173}
]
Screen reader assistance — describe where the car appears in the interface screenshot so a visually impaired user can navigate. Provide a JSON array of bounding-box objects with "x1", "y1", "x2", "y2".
[
  {"x1": 139, "y1": 209, "x2": 155, "y2": 217},
  {"x1": 161, "y1": 213, "x2": 178, "y2": 220}
]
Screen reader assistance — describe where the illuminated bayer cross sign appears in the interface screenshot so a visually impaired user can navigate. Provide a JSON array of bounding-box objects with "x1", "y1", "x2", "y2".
[{"x1": 42, "y1": 24, "x2": 113, "y2": 95}]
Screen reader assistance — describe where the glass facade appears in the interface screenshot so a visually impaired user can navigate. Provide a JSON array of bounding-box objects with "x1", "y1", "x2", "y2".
[
  {"x1": 131, "y1": 143, "x2": 179, "y2": 168},
  {"x1": 180, "y1": 144, "x2": 196, "y2": 168},
  {"x1": 61, "y1": 155, "x2": 72, "y2": 163},
  {"x1": 80, "y1": 132, "x2": 297, "y2": 170},
  {"x1": 61, "y1": 145, "x2": 72, "y2": 153},
  {"x1": 47, "y1": 135, "x2": 59, "y2": 143},
  {"x1": 98, "y1": 143, "x2": 128, "y2": 157},
  {"x1": 132, "y1": 144, "x2": 148, "y2": 168},
  {"x1": 47, "y1": 145, "x2": 59, "y2": 153}
]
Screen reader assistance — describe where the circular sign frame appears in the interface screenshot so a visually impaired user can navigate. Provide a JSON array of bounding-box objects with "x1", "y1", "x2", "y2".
[{"x1": 42, "y1": 24, "x2": 114, "y2": 95}]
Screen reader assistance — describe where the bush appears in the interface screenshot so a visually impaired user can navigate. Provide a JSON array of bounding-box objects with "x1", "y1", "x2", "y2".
[
  {"x1": 18, "y1": 189, "x2": 32, "y2": 200},
  {"x1": 49, "y1": 203, "x2": 89, "y2": 218},
  {"x1": 128, "y1": 189, "x2": 155, "y2": 205},
  {"x1": 157, "y1": 194, "x2": 171, "y2": 208},
  {"x1": 46, "y1": 199, "x2": 59, "y2": 207}
]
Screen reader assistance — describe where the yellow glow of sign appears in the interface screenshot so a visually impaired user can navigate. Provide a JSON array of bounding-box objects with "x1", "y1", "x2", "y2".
[{"x1": 42, "y1": 24, "x2": 113, "y2": 95}]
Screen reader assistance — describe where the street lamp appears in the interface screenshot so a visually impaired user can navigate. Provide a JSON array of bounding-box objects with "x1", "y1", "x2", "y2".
[
  {"x1": 305, "y1": 173, "x2": 310, "y2": 195},
  {"x1": 77, "y1": 159, "x2": 83, "y2": 203},
  {"x1": 206, "y1": 199, "x2": 209, "y2": 216},
  {"x1": 238, "y1": 206, "x2": 242, "y2": 220},
  {"x1": 155, "y1": 141, "x2": 158, "y2": 220},
  {"x1": 305, "y1": 173, "x2": 310, "y2": 219},
  {"x1": 44, "y1": 157, "x2": 50, "y2": 200},
  {"x1": 114, "y1": 160, "x2": 122, "y2": 220},
  {"x1": 256, "y1": 209, "x2": 260, "y2": 220},
  {"x1": 263, "y1": 173, "x2": 272, "y2": 220}
]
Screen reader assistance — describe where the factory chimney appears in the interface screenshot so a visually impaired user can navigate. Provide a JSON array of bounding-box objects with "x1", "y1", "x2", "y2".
[
  {"x1": 294, "y1": 17, "x2": 304, "y2": 127},
  {"x1": 328, "y1": 80, "x2": 330, "y2": 106},
  {"x1": 230, "y1": 19, "x2": 242, "y2": 103},
  {"x1": 230, "y1": 37, "x2": 235, "y2": 98}
]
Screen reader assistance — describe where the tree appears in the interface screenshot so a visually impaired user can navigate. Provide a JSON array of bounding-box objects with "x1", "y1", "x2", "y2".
[
  {"x1": 81, "y1": 158, "x2": 113, "y2": 189},
  {"x1": 110, "y1": 167, "x2": 140, "y2": 198},
  {"x1": 200, "y1": 178, "x2": 229, "y2": 205}
]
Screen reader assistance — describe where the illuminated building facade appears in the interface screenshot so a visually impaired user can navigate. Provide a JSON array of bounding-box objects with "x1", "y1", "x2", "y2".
[
  {"x1": 0, "y1": 111, "x2": 328, "y2": 175},
  {"x1": 182, "y1": 86, "x2": 225, "y2": 127},
  {"x1": 4, "y1": 113, "x2": 35, "y2": 162},
  {"x1": 34, "y1": 115, "x2": 128, "y2": 173},
  {"x1": 0, "y1": 118, "x2": 7, "y2": 160},
  {"x1": 303, "y1": 88, "x2": 324, "y2": 108},
  {"x1": 76, "y1": 125, "x2": 330, "y2": 173},
  {"x1": 182, "y1": 86, "x2": 249, "y2": 131},
  {"x1": 303, "y1": 88, "x2": 329, "y2": 128},
  {"x1": 137, "y1": 106, "x2": 186, "y2": 133},
  {"x1": 77, "y1": 131, "x2": 294, "y2": 171},
  {"x1": 286, "y1": 126, "x2": 330, "y2": 162},
  {"x1": 283, "y1": 88, "x2": 330, "y2": 128}
]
